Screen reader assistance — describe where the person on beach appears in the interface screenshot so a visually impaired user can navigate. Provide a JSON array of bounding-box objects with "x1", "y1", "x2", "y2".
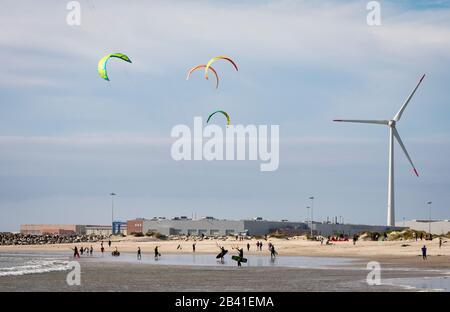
[
  {"x1": 100, "y1": 244, "x2": 104, "y2": 255},
  {"x1": 72, "y1": 246, "x2": 80, "y2": 258},
  {"x1": 439, "y1": 237, "x2": 442, "y2": 249},
  {"x1": 234, "y1": 247, "x2": 244, "y2": 267},
  {"x1": 80, "y1": 246, "x2": 84, "y2": 256},
  {"x1": 108, "y1": 240, "x2": 111, "y2": 247},
  {"x1": 259, "y1": 242, "x2": 263, "y2": 251},
  {"x1": 247, "y1": 243, "x2": 250, "y2": 252},
  {"x1": 192, "y1": 243, "x2": 196, "y2": 253},
  {"x1": 112, "y1": 247, "x2": 120, "y2": 256},
  {"x1": 154, "y1": 246, "x2": 161, "y2": 260},
  {"x1": 219, "y1": 246, "x2": 226, "y2": 263},
  {"x1": 352, "y1": 235, "x2": 358, "y2": 245},
  {"x1": 270, "y1": 244, "x2": 277, "y2": 259},
  {"x1": 90, "y1": 246, "x2": 93, "y2": 256},
  {"x1": 137, "y1": 247, "x2": 141, "y2": 260},
  {"x1": 422, "y1": 245, "x2": 427, "y2": 260},
  {"x1": 177, "y1": 244, "x2": 182, "y2": 250}
]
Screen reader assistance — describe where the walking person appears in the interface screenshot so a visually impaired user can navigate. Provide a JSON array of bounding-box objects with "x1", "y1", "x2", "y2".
[
  {"x1": 108, "y1": 239, "x2": 111, "y2": 247},
  {"x1": 154, "y1": 246, "x2": 161, "y2": 260},
  {"x1": 217, "y1": 245, "x2": 227, "y2": 263},
  {"x1": 80, "y1": 246, "x2": 84, "y2": 256},
  {"x1": 439, "y1": 237, "x2": 442, "y2": 249},
  {"x1": 422, "y1": 245, "x2": 427, "y2": 260},
  {"x1": 137, "y1": 247, "x2": 142, "y2": 260},
  {"x1": 72, "y1": 246, "x2": 80, "y2": 258},
  {"x1": 235, "y1": 247, "x2": 244, "y2": 267},
  {"x1": 270, "y1": 244, "x2": 277, "y2": 259},
  {"x1": 247, "y1": 243, "x2": 250, "y2": 252},
  {"x1": 192, "y1": 243, "x2": 196, "y2": 253},
  {"x1": 89, "y1": 245, "x2": 93, "y2": 256}
]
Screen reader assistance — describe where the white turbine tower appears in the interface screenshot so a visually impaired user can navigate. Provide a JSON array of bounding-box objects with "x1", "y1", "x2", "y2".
[{"x1": 334, "y1": 74, "x2": 425, "y2": 226}]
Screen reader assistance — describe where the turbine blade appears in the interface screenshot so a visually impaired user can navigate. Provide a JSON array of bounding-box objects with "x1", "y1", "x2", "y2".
[
  {"x1": 393, "y1": 128, "x2": 419, "y2": 177},
  {"x1": 393, "y1": 74, "x2": 426, "y2": 121},
  {"x1": 333, "y1": 119, "x2": 389, "y2": 125}
]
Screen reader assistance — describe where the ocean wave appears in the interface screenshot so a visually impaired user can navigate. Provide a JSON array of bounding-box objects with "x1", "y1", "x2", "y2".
[{"x1": 0, "y1": 259, "x2": 71, "y2": 277}]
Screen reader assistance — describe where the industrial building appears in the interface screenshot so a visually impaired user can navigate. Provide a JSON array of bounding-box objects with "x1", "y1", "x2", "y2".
[
  {"x1": 20, "y1": 224, "x2": 85, "y2": 235},
  {"x1": 127, "y1": 217, "x2": 402, "y2": 237},
  {"x1": 396, "y1": 220, "x2": 450, "y2": 235},
  {"x1": 127, "y1": 218, "x2": 307, "y2": 236},
  {"x1": 311, "y1": 222, "x2": 403, "y2": 236},
  {"x1": 20, "y1": 224, "x2": 118, "y2": 236}
]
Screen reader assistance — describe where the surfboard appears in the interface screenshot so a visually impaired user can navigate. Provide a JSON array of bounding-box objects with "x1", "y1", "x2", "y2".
[
  {"x1": 216, "y1": 249, "x2": 228, "y2": 259},
  {"x1": 231, "y1": 255, "x2": 247, "y2": 263}
]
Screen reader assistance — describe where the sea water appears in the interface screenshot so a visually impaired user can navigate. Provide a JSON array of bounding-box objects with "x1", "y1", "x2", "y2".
[{"x1": 0, "y1": 253, "x2": 71, "y2": 277}]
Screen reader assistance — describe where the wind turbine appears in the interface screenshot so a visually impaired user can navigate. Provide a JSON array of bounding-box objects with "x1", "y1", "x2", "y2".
[{"x1": 333, "y1": 74, "x2": 425, "y2": 226}]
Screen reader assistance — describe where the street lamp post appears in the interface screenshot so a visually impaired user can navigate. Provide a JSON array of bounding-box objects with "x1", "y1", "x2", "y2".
[
  {"x1": 110, "y1": 193, "x2": 116, "y2": 226},
  {"x1": 306, "y1": 206, "x2": 312, "y2": 237},
  {"x1": 427, "y1": 201, "x2": 432, "y2": 235},
  {"x1": 309, "y1": 196, "x2": 314, "y2": 237}
]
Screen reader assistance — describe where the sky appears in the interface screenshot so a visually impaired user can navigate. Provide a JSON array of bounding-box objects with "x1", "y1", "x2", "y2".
[{"x1": 0, "y1": 0, "x2": 449, "y2": 231}]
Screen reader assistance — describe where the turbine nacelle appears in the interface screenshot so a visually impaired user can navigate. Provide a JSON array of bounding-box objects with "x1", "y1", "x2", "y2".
[{"x1": 388, "y1": 120, "x2": 396, "y2": 127}]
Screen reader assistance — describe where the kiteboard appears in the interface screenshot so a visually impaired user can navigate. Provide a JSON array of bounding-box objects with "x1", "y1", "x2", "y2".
[
  {"x1": 216, "y1": 249, "x2": 228, "y2": 259},
  {"x1": 231, "y1": 255, "x2": 247, "y2": 263}
]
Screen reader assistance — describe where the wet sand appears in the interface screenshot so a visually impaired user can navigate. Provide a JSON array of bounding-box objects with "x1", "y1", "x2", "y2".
[
  {"x1": 0, "y1": 260, "x2": 437, "y2": 292},
  {"x1": 0, "y1": 253, "x2": 448, "y2": 292}
]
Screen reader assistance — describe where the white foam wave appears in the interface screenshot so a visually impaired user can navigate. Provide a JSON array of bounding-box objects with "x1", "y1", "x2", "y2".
[{"x1": 0, "y1": 259, "x2": 71, "y2": 277}]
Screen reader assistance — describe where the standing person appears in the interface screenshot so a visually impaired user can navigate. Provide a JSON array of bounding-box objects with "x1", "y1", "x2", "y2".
[
  {"x1": 439, "y1": 237, "x2": 442, "y2": 249},
  {"x1": 352, "y1": 235, "x2": 357, "y2": 245},
  {"x1": 270, "y1": 244, "x2": 277, "y2": 259},
  {"x1": 100, "y1": 242, "x2": 104, "y2": 255},
  {"x1": 218, "y1": 246, "x2": 227, "y2": 263},
  {"x1": 422, "y1": 245, "x2": 427, "y2": 260},
  {"x1": 259, "y1": 242, "x2": 263, "y2": 251},
  {"x1": 247, "y1": 243, "x2": 250, "y2": 252},
  {"x1": 256, "y1": 241, "x2": 260, "y2": 250},
  {"x1": 89, "y1": 245, "x2": 93, "y2": 256},
  {"x1": 192, "y1": 243, "x2": 196, "y2": 253},
  {"x1": 235, "y1": 247, "x2": 244, "y2": 267},
  {"x1": 80, "y1": 246, "x2": 84, "y2": 256},
  {"x1": 108, "y1": 239, "x2": 111, "y2": 247},
  {"x1": 154, "y1": 246, "x2": 161, "y2": 260},
  {"x1": 72, "y1": 246, "x2": 80, "y2": 258},
  {"x1": 137, "y1": 247, "x2": 142, "y2": 260}
]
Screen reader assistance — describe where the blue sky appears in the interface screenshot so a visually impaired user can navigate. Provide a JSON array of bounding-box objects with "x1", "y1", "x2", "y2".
[{"x1": 0, "y1": 0, "x2": 449, "y2": 231}]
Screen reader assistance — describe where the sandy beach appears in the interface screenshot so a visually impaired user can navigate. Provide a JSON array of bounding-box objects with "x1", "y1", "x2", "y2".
[{"x1": 1, "y1": 236, "x2": 449, "y2": 260}]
